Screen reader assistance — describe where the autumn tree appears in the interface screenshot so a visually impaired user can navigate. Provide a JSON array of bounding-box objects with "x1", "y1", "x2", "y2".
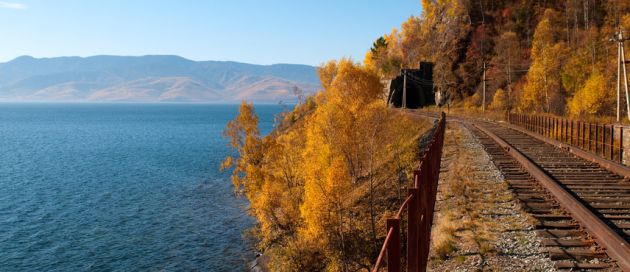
[
  {"x1": 222, "y1": 102, "x2": 263, "y2": 197},
  {"x1": 521, "y1": 9, "x2": 568, "y2": 114},
  {"x1": 568, "y1": 71, "x2": 614, "y2": 116},
  {"x1": 492, "y1": 31, "x2": 521, "y2": 110},
  {"x1": 365, "y1": 31, "x2": 404, "y2": 79},
  {"x1": 490, "y1": 88, "x2": 508, "y2": 111},
  {"x1": 300, "y1": 59, "x2": 424, "y2": 270},
  {"x1": 224, "y1": 60, "x2": 427, "y2": 271}
]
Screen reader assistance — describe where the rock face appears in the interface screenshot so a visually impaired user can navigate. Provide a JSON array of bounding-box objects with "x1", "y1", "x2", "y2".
[{"x1": 0, "y1": 55, "x2": 321, "y2": 102}]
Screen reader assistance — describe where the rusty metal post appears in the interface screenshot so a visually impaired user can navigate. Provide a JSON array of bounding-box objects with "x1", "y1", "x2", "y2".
[
  {"x1": 413, "y1": 169, "x2": 420, "y2": 190},
  {"x1": 560, "y1": 118, "x2": 566, "y2": 142},
  {"x1": 526, "y1": 115, "x2": 530, "y2": 130},
  {"x1": 619, "y1": 127, "x2": 624, "y2": 164},
  {"x1": 562, "y1": 119, "x2": 569, "y2": 143},
  {"x1": 534, "y1": 115, "x2": 537, "y2": 133},
  {"x1": 525, "y1": 115, "x2": 531, "y2": 130},
  {"x1": 588, "y1": 123, "x2": 597, "y2": 152},
  {"x1": 387, "y1": 218, "x2": 400, "y2": 272},
  {"x1": 554, "y1": 118, "x2": 558, "y2": 140},
  {"x1": 619, "y1": 127, "x2": 623, "y2": 164},
  {"x1": 578, "y1": 121, "x2": 584, "y2": 149},
  {"x1": 579, "y1": 121, "x2": 582, "y2": 148},
  {"x1": 610, "y1": 125, "x2": 615, "y2": 161},
  {"x1": 552, "y1": 117, "x2": 555, "y2": 139},
  {"x1": 407, "y1": 188, "x2": 419, "y2": 272},
  {"x1": 604, "y1": 125, "x2": 607, "y2": 158},
  {"x1": 604, "y1": 125, "x2": 608, "y2": 158},
  {"x1": 418, "y1": 165, "x2": 431, "y2": 272},
  {"x1": 560, "y1": 119, "x2": 563, "y2": 142},
  {"x1": 570, "y1": 120, "x2": 574, "y2": 145},
  {"x1": 596, "y1": 125, "x2": 600, "y2": 155}
]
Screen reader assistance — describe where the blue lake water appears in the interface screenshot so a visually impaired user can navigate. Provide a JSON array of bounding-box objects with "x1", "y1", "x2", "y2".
[{"x1": 0, "y1": 103, "x2": 285, "y2": 271}]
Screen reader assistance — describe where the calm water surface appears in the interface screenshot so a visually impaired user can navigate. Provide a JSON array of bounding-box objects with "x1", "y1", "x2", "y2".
[{"x1": 0, "y1": 103, "x2": 284, "y2": 271}]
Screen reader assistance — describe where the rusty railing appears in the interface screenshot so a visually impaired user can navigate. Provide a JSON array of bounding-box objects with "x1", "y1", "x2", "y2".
[
  {"x1": 508, "y1": 113, "x2": 624, "y2": 164},
  {"x1": 372, "y1": 112, "x2": 446, "y2": 272}
]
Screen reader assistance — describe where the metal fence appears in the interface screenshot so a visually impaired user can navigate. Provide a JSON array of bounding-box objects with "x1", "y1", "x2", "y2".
[
  {"x1": 372, "y1": 112, "x2": 446, "y2": 272},
  {"x1": 508, "y1": 113, "x2": 624, "y2": 164}
]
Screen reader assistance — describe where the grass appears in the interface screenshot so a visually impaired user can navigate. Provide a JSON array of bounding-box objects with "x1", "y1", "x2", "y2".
[
  {"x1": 433, "y1": 215, "x2": 458, "y2": 260},
  {"x1": 429, "y1": 123, "x2": 506, "y2": 268}
]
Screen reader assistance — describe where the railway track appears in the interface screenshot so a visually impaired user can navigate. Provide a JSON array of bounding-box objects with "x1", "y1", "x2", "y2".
[{"x1": 467, "y1": 121, "x2": 630, "y2": 271}]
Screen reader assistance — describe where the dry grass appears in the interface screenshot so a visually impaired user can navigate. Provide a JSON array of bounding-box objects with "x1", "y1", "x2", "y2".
[
  {"x1": 432, "y1": 212, "x2": 458, "y2": 260},
  {"x1": 429, "y1": 123, "x2": 499, "y2": 263}
]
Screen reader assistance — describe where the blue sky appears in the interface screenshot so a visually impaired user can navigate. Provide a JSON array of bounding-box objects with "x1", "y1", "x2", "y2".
[{"x1": 0, "y1": 1, "x2": 421, "y2": 66}]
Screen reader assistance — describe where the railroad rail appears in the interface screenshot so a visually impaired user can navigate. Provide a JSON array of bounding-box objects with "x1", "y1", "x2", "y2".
[
  {"x1": 372, "y1": 112, "x2": 446, "y2": 272},
  {"x1": 468, "y1": 120, "x2": 630, "y2": 271}
]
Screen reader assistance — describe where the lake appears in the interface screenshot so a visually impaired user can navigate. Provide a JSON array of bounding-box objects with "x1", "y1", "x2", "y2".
[{"x1": 0, "y1": 103, "x2": 285, "y2": 271}]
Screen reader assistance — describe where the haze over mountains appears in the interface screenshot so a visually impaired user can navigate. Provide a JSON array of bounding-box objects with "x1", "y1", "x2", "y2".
[{"x1": 0, "y1": 55, "x2": 321, "y2": 102}]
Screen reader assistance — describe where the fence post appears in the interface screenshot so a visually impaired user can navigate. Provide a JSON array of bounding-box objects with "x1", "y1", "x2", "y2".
[
  {"x1": 588, "y1": 123, "x2": 593, "y2": 151},
  {"x1": 560, "y1": 119, "x2": 564, "y2": 142},
  {"x1": 621, "y1": 127, "x2": 625, "y2": 164},
  {"x1": 552, "y1": 117, "x2": 558, "y2": 140},
  {"x1": 570, "y1": 120, "x2": 574, "y2": 145},
  {"x1": 560, "y1": 118, "x2": 565, "y2": 142},
  {"x1": 562, "y1": 119, "x2": 569, "y2": 143},
  {"x1": 407, "y1": 188, "x2": 420, "y2": 272},
  {"x1": 596, "y1": 125, "x2": 599, "y2": 155},
  {"x1": 546, "y1": 116, "x2": 550, "y2": 137},
  {"x1": 610, "y1": 125, "x2": 614, "y2": 161},
  {"x1": 387, "y1": 218, "x2": 400, "y2": 272},
  {"x1": 603, "y1": 125, "x2": 607, "y2": 158},
  {"x1": 578, "y1": 121, "x2": 584, "y2": 148}
]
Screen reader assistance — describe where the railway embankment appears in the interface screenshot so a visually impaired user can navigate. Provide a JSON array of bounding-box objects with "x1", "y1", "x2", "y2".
[{"x1": 427, "y1": 122, "x2": 555, "y2": 271}]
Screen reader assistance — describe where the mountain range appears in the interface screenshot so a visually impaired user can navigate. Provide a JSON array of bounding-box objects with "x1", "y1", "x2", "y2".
[{"x1": 0, "y1": 55, "x2": 321, "y2": 102}]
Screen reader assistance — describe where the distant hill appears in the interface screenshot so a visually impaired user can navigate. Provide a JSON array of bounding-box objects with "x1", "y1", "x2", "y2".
[{"x1": 0, "y1": 55, "x2": 321, "y2": 102}]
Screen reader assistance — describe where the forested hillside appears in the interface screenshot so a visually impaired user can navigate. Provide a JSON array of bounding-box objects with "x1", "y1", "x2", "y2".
[
  {"x1": 223, "y1": 60, "x2": 429, "y2": 270},
  {"x1": 366, "y1": 0, "x2": 630, "y2": 117}
]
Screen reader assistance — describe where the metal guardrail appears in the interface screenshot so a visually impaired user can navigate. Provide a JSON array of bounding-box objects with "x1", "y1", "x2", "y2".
[
  {"x1": 372, "y1": 112, "x2": 446, "y2": 272},
  {"x1": 508, "y1": 113, "x2": 624, "y2": 164}
]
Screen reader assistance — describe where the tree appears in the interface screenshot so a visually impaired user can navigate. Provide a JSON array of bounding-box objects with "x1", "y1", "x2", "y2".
[
  {"x1": 568, "y1": 71, "x2": 613, "y2": 116},
  {"x1": 490, "y1": 88, "x2": 507, "y2": 111},
  {"x1": 221, "y1": 102, "x2": 263, "y2": 196},
  {"x1": 492, "y1": 31, "x2": 521, "y2": 110},
  {"x1": 521, "y1": 9, "x2": 568, "y2": 114}
]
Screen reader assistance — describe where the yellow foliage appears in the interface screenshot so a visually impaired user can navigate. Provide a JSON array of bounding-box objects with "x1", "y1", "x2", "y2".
[
  {"x1": 222, "y1": 102, "x2": 263, "y2": 196},
  {"x1": 490, "y1": 88, "x2": 507, "y2": 111},
  {"x1": 568, "y1": 71, "x2": 613, "y2": 117},
  {"x1": 521, "y1": 9, "x2": 567, "y2": 114},
  {"x1": 223, "y1": 59, "x2": 429, "y2": 270},
  {"x1": 463, "y1": 92, "x2": 481, "y2": 109}
]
